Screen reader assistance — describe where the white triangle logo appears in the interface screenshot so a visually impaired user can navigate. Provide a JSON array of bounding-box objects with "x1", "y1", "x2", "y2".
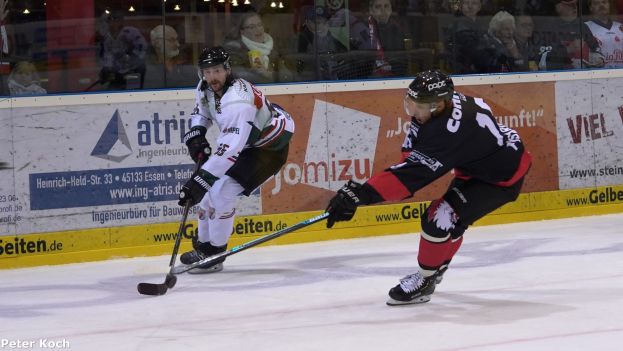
[{"x1": 273, "y1": 99, "x2": 380, "y2": 193}]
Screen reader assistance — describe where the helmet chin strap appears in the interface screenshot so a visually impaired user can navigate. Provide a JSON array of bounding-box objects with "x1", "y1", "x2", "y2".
[{"x1": 429, "y1": 102, "x2": 438, "y2": 113}]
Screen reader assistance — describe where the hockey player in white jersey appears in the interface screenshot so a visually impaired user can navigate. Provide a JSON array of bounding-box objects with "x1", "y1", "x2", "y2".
[{"x1": 177, "y1": 46, "x2": 295, "y2": 273}]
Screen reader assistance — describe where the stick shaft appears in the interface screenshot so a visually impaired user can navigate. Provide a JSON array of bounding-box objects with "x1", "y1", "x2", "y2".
[
  {"x1": 172, "y1": 212, "x2": 329, "y2": 274},
  {"x1": 168, "y1": 201, "x2": 192, "y2": 269}
]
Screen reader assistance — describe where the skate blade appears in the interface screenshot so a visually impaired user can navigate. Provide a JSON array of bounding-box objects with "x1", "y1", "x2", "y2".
[
  {"x1": 187, "y1": 263, "x2": 223, "y2": 275},
  {"x1": 386, "y1": 295, "x2": 431, "y2": 306}
]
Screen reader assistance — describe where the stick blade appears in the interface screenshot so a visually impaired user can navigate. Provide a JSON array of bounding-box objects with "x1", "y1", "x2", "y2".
[
  {"x1": 137, "y1": 282, "x2": 168, "y2": 296},
  {"x1": 165, "y1": 274, "x2": 177, "y2": 288}
]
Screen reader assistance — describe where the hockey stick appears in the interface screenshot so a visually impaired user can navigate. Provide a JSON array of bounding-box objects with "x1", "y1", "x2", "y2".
[
  {"x1": 136, "y1": 199, "x2": 193, "y2": 296},
  {"x1": 137, "y1": 159, "x2": 204, "y2": 296},
  {"x1": 171, "y1": 212, "x2": 329, "y2": 275}
]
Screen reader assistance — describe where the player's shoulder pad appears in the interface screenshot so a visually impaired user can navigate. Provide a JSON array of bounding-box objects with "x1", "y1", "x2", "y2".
[{"x1": 228, "y1": 78, "x2": 255, "y2": 103}]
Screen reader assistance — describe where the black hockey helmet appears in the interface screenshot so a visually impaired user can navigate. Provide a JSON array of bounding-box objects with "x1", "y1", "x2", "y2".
[
  {"x1": 198, "y1": 46, "x2": 231, "y2": 70},
  {"x1": 406, "y1": 70, "x2": 454, "y2": 103}
]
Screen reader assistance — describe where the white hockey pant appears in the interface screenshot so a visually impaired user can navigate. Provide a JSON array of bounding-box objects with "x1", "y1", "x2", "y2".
[{"x1": 197, "y1": 175, "x2": 244, "y2": 247}]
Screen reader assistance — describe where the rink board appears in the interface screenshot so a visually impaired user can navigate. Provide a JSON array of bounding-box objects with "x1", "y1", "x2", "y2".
[
  {"x1": 2, "y1": 71, "x2": 622, "y2": 236},
  {"x1": 1, "y1": 184, "x2": 622, "y2": 269}
]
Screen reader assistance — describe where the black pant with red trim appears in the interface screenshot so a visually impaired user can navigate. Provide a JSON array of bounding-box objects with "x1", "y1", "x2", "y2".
[{"x1": 417, "y1": 177, "x2": 525, "y2": 275}]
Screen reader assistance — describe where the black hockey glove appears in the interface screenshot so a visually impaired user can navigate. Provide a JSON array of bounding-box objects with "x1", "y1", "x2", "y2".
[
  {"x1": 183, "y1": 126, "x2": 211, "y2": 165},
  {"x1": 326, "y1": 180, "x2": 366, "y2": 228},
  {"x1": 178, "y1": 169, "x2": 217, "y2": 207}
]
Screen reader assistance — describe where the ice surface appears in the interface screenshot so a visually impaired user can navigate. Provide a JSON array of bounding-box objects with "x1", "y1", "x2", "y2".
[{"x1": 1, "y1": 214, "x2": 623, "y2": 351}]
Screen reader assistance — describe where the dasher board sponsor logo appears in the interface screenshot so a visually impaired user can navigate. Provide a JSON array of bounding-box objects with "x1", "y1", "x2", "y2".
[
  {"x1": 556, "y1": 78, "x2": 623, "y2": 189},
  {"x1": 90, "y1": 103, "x2": 216, "y2": 165},
  {"x1": 272, "y1": 99, "x2": 380, "y2": 193},
  {"x1": 29, "y1": 165, "x2": 192, "y2": 209},
  {"x1": 0, "y1": 236, "x2": 64, "y2": 256},
  {"x1": 91, "y1": 109, "x2": 133, "y2": 162},
  {"x1": 566, "y1": 113, "x2": 615, "y2": 144}
]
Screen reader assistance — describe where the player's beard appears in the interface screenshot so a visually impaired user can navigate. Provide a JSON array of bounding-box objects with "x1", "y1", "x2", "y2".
[{"x1": 209, "y1": 79, "x2": 225, "y2": 94}]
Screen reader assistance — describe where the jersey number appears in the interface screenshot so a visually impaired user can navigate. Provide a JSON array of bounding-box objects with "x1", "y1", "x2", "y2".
[
  {"x1": 476, "y1": 113, "x2": 504, "y2": 146},
  {"x1": 215, "y1": 143, "x2": 230, "y2": 156},
  {"x1": 474, "y1": 98, "x2": 503, "y2": 146}
]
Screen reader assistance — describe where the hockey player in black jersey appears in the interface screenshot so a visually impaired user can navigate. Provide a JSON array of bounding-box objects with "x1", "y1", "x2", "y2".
[{"x1": 325, "y1": 70, "x2": 532, "y2": 305}]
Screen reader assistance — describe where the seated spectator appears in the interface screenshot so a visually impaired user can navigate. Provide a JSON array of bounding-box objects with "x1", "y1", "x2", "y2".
[
  {"x1": 296, "y1": 5, "x2": 347, "y2": 81},
  {"x1": 584, "y1": 0, "x2": 623, "y2": 68},
  {"x1": 538, "y1": 0, "x2": 604, "y2": 69},
  {"x1": 472, "y1": 11, "x2": 530, "y2": 73},
  {"x1": 94, "y1": 11, "x2": 147, "y2": 90},
  {"x1": 514, "y1": 14, "x2": 571, "y2": 71},
  {"x1": 350, "y1": 0, "x2": 410, "y2": 77},
  {"x1": 224, "y1": 11, "x2": 291, "y2": 83},
  {"x1": 515, "y1": 15, "x2": 571, "y2": 71},
  {"x1": 143, "y1": 25, "x2": 197, "y2": 89},
  {"x1": 8, "y1": 61, "x2": 47, "y2": 96},
  {"x1": 445, "y1": 0, "x2": 487, "y2": 74},
  {"x1": 330, "y1": 7, "x2": 368, "y2": 49}
]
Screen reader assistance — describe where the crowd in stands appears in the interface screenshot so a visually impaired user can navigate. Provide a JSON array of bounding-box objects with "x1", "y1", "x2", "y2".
[{"x1": 1, "y1": 0, "x2": 623, "y2": 96}]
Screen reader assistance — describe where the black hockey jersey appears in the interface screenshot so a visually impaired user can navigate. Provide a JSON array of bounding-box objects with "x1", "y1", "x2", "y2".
[{"x1": 365, "y1": 92, "x2": 532, "y2": 203}]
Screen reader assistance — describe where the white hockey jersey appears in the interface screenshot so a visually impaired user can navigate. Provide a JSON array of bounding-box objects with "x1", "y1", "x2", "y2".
[
  {"x1": 585, "y1": 20, "x2": 623, "y2": 68},
  {"x1": 190, "y1": 78, "x2": 295, "y2": 180}
]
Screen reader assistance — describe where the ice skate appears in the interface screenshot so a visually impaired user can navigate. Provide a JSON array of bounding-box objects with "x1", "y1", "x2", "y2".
[
  {"x1": 387, "y1": 271, "x2": 437, "y2": 306},
  {"x1": 180, "y1": 240, "x2": 226, "y2": 274},
  {"x1": 435, "y1": 264, "x2": 449, "y2": 284}
]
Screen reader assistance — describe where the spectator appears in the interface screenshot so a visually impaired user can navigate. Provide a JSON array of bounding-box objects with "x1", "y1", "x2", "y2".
[
  {"x1": 350, "y1": 0, "x2": 410, "y2": 77},
  {"x1": 514, "y1": 14, "x2": 538, "y2": 70},
  {"x1": 0, "y1": 0, "x2": 10, "y2": 95},
  {"x1": 224, "y1": 12, "x2": 291, "y2": 83},
  {"x1": 476, "y1": 11, "x2": 524, "y2": 72},
  {"x1": 8, "y1": 61, "x2": 46, "y2": 96},
  {"x1": 330, "y1": 7, "x2": 368, "y2": 48},
  {"x1": 94, "y1": 11, "x2": 147, "y2": 90},
  {"x1": 585, "y1": 0, "x2": 623, "y2": 68},
  {"x1": 514, "y1": 14, "x2": 571, "y2": 71},
  {"x1": 445, "y1": 0, "x2": 487, "y2": 74},
  {"x1": 143, "y1": 25, "x2": 197, "y2": 89},
  {"x1": 296, "y1": 5, "x2": 347, "y2": 81},
  {"x1": 538, "y1": 0, "x2": 604, "y2": 69}
]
